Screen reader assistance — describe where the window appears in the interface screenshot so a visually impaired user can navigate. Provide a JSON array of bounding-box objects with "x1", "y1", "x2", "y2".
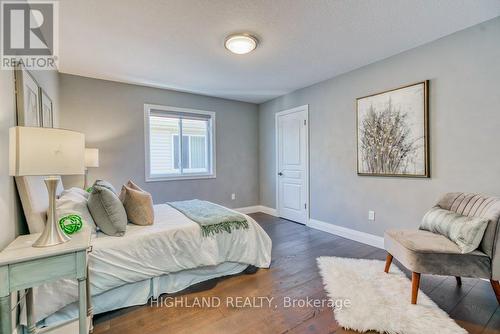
[
  {"x1": 172, "y1": 134, "x2": 206, "y2": 171},
  {"x1": 145, "y1": 104, "x2": 215, "y2": 181}
]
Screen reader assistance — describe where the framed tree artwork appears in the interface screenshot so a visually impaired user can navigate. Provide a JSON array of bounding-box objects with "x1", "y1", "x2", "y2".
[
  {"x1": 356, "y1": 81, "x2": 429, "y2": 177},
  {"x1": 40, "y1": 88, "x2": 54, "y2": 128},
  {"x1": 14, "y1": 65, "x2": 42, "y2": 127}
]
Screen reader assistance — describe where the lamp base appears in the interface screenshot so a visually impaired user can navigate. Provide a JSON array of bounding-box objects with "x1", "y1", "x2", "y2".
[{"x1": 33, "y1": 177, "x2": 71, "y2": 247}]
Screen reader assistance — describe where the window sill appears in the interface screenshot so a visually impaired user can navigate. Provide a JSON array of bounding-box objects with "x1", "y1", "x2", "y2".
[{"x1": 145, "y1": 174, "x2": 216, "y2": 182}]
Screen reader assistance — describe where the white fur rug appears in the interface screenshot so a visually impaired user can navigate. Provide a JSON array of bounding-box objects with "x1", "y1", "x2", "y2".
[{"x1": 316, "y1": 256, "x2": 466, "y2": 334}]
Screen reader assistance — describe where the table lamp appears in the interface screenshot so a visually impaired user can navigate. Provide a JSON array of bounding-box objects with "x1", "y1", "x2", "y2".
[
  {"x1": 9, "y1": 127, "x2": 85, "y2": 247},
  {"x1": 84, "y1": 148, "x2": 99, "y2": 189}
]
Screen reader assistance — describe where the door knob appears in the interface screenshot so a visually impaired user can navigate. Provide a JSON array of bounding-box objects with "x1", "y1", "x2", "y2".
[{"x1": 278, "y1": 172, "x2": 283, "y2": 176}]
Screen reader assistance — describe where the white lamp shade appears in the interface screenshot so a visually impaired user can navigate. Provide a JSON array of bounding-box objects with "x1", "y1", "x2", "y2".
[
  {"x1": 85, "y1": 148, "x2": 99, "y2": 168},
  {"x1": 9, "y1": 127, "x2": 85, "y2": 176}
]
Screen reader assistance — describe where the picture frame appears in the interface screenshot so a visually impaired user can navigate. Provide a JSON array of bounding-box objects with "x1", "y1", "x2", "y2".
[
  {"x1": 14, "y1": 65, "x2": 42, "y2": 127},
  {"x1": 40, "y1": 88, "x2": 54, "y2": 128},
  {"x1": 356, "y1": 81, "x2": 429, "y2": 177}
]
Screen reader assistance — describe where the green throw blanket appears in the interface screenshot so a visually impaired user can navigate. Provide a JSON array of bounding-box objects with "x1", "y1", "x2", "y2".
[{"x1": 167, "y1": 199, "x2": 249, "y2": 236}]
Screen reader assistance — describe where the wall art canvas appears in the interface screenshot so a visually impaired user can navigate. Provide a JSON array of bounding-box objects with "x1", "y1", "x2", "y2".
[
  {"x1": 15, "y1": 65, "x2": 41, "y2": 127},
  {"x1": 40, "y1": 88, "x2": 54, "y2": 128},
  {"x1": 356, "y1": 81, "x2": 429, "y2": 177}
]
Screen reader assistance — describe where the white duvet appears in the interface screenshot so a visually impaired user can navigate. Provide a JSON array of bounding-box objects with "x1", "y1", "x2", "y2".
[{"x1": 30, "y1": 204, "x2": 272, "y2": 323}]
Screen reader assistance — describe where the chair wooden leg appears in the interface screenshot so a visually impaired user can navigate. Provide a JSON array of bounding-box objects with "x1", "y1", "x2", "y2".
[
  {"x1": 384, "y1": 253, "x2": 393, "y2": 273},
  {"x1": 411, "y1": 272, "x2": 421, "y2": 305},
  {"x1": 491, "y1": 280, "x2": 500, "y2": 304},
  {"x1": 455, "y1": 276, "x2": 462, "y2": 286}
]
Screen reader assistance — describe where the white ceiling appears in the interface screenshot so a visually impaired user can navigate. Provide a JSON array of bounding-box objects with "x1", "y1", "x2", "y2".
[{"x1": 59, "y1": 0, "x2": 500, "y2": 103}]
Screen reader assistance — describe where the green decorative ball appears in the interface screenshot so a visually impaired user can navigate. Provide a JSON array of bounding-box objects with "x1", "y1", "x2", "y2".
[{"x1": 59, "y1": 214, "x2": 83, "y2": 235}]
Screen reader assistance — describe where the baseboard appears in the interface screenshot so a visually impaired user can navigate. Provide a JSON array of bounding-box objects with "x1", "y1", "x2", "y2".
[
  {"x1": 235, "y1": 207, "x2": 383, "y2": 248},
  {"x1": 258, "y1": 206, "x2": 278, "y2": 216},
  {"x1": 234, "y1": 206, "x2": 262, "y2": 214},
  {"x1": 235, "y1": 205, "x2": 278, "y2": 217},
  {"x1": 307, "y1": 218, "x2": 384, "y2": 249}
]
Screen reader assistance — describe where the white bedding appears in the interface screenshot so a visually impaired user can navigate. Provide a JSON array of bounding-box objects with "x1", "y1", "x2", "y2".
[{"x1": 29, "y1": 204, "x2": 272, "y2": 323}]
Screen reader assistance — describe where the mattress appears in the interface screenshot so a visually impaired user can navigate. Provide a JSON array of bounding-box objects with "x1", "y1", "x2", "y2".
[{"x1": 25, "y1": 204, "x2": 272, "y2": 324}]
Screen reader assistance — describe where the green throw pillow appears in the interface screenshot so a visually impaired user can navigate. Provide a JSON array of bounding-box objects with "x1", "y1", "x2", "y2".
[{"x1": 419, "y1": 207, "x2": 489, "y2": 253}]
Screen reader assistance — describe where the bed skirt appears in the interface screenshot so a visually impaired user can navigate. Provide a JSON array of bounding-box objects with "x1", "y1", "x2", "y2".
[{"x1": 28, "y1": 262, "x2": 248, "y2": 329}]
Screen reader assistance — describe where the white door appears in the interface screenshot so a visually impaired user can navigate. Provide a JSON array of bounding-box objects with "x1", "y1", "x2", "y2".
[{"x1": 276, "y1": 106, "x2": 308, "y2": 224}]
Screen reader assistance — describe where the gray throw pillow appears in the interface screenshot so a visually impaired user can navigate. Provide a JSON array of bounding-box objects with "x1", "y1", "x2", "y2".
[
  {"x1": 88, "y1": 185, "x2": 127, "y2": 236},
  {"x1": 93, "y1": 179, "x2": 118, "y2": 195},
  {"x1": 419, "y1": 207, "x2": 489, "y2": 253}
]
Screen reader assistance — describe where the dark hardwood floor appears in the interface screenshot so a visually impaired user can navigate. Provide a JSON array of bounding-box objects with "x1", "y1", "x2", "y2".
[{"x1": 93, "y1": 213, "x2": 500, "y2": 334}]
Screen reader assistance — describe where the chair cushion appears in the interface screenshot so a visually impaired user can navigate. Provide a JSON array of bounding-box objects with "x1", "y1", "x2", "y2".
[
  {"x1": 436, "y1": 193, "x2": 500, "y2": 259},
  {"x1": 385, "y1": 229, "x2": 491, "y2": 279}
]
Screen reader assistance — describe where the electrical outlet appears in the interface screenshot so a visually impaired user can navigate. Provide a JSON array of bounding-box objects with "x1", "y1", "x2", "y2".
[
  {"x1": 231, "y1": 193, "x2": 236, "y2": 200},
  {"x1": 368, "y1": 210, "x2": 375, "y2": 221}
]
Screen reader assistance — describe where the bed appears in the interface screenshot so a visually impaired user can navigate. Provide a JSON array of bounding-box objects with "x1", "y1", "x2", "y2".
[{"x1": 15, "y1": 176, "x2": 272, "y2": 330}]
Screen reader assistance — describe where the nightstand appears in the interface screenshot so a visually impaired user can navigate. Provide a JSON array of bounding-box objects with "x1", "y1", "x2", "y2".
[{"x1": 0, "y1": 228, "x2": 92, "y2": 334}]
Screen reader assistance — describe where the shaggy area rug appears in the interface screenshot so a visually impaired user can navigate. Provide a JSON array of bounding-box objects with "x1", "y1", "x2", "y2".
[{"x1": 316, "y1": 256, "x2": 466, "y2": 334}]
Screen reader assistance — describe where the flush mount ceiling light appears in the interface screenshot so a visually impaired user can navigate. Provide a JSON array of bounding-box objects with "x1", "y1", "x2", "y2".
[{"x1": 224, "y1": 34, "x2": 258, "y2": 55}]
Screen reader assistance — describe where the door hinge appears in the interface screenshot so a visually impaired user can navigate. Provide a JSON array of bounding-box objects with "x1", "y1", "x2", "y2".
[
  {"x1": 304, "y1": 119, "x2": 307, "y2": 126},
  {"x1": 304, "y1": 203, "x2": 307, "y2": 210}
]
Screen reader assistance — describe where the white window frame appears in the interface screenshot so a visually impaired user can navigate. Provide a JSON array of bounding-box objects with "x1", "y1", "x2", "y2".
[
  {"x1": 171, "y1": 134, "x2": 208, "y2": 173},
  {"x1": 144, "y1": 104, "x2": 216, "y2": 182}
]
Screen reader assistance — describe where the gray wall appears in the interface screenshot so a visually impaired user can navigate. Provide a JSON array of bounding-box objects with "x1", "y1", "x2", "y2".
[
  {"x1": 259, "y1": 17, "x2": 500, "y2": 236},
  {"x1": 0, "y1": 68, "x2": 60, "y2": 250},
  {"x1": 0, "y1": 68, "x2": 59, "y2": 332},
  {"x1": 0, "y1": 69, "x2": 22, "y2": 251},
  {"x1": 60, "y1": 74, "x2": 259, "y2": 208}
]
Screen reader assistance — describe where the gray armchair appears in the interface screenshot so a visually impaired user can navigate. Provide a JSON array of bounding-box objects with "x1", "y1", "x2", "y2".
[{"x1": 384, "y1": 192, "x2": 500, "y2": 305}]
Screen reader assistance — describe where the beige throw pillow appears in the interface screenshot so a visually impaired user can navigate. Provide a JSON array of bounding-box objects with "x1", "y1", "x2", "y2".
[
  {"x1": 119, "y1": 182, "x2": 154, "y2": 226},
  {"x1": 125, "y1": 180, "x2": 142, "y2": 191}
]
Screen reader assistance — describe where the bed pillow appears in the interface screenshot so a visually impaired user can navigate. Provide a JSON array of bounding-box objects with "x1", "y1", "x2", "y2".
[
  {"x1": 56, "y1": 188, "x2": 96, "y2": 233},
  {"x1": 61, "y1": 187, "x2": 90, "y2": 200},
  {"x1": 125, "y1": 180, "x2": 142, "y2": 191},
  {"x1": 119, "y1": 184, "x2": 154, "y2": 226},
  {"x1": 419, "y1": 207, "x2": 489, "y2": 253},
  {"x1": 88, "y1": 184, "x2": 127, "y2": 236},
  {"x1": 93, "y1": 179, "x2": 118, "y2": 195}
]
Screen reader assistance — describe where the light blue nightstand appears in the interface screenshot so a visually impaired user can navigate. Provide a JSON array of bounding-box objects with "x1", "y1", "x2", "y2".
[{"x1": 0, "y1": 228, "x2": 92, "y2": 334}]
